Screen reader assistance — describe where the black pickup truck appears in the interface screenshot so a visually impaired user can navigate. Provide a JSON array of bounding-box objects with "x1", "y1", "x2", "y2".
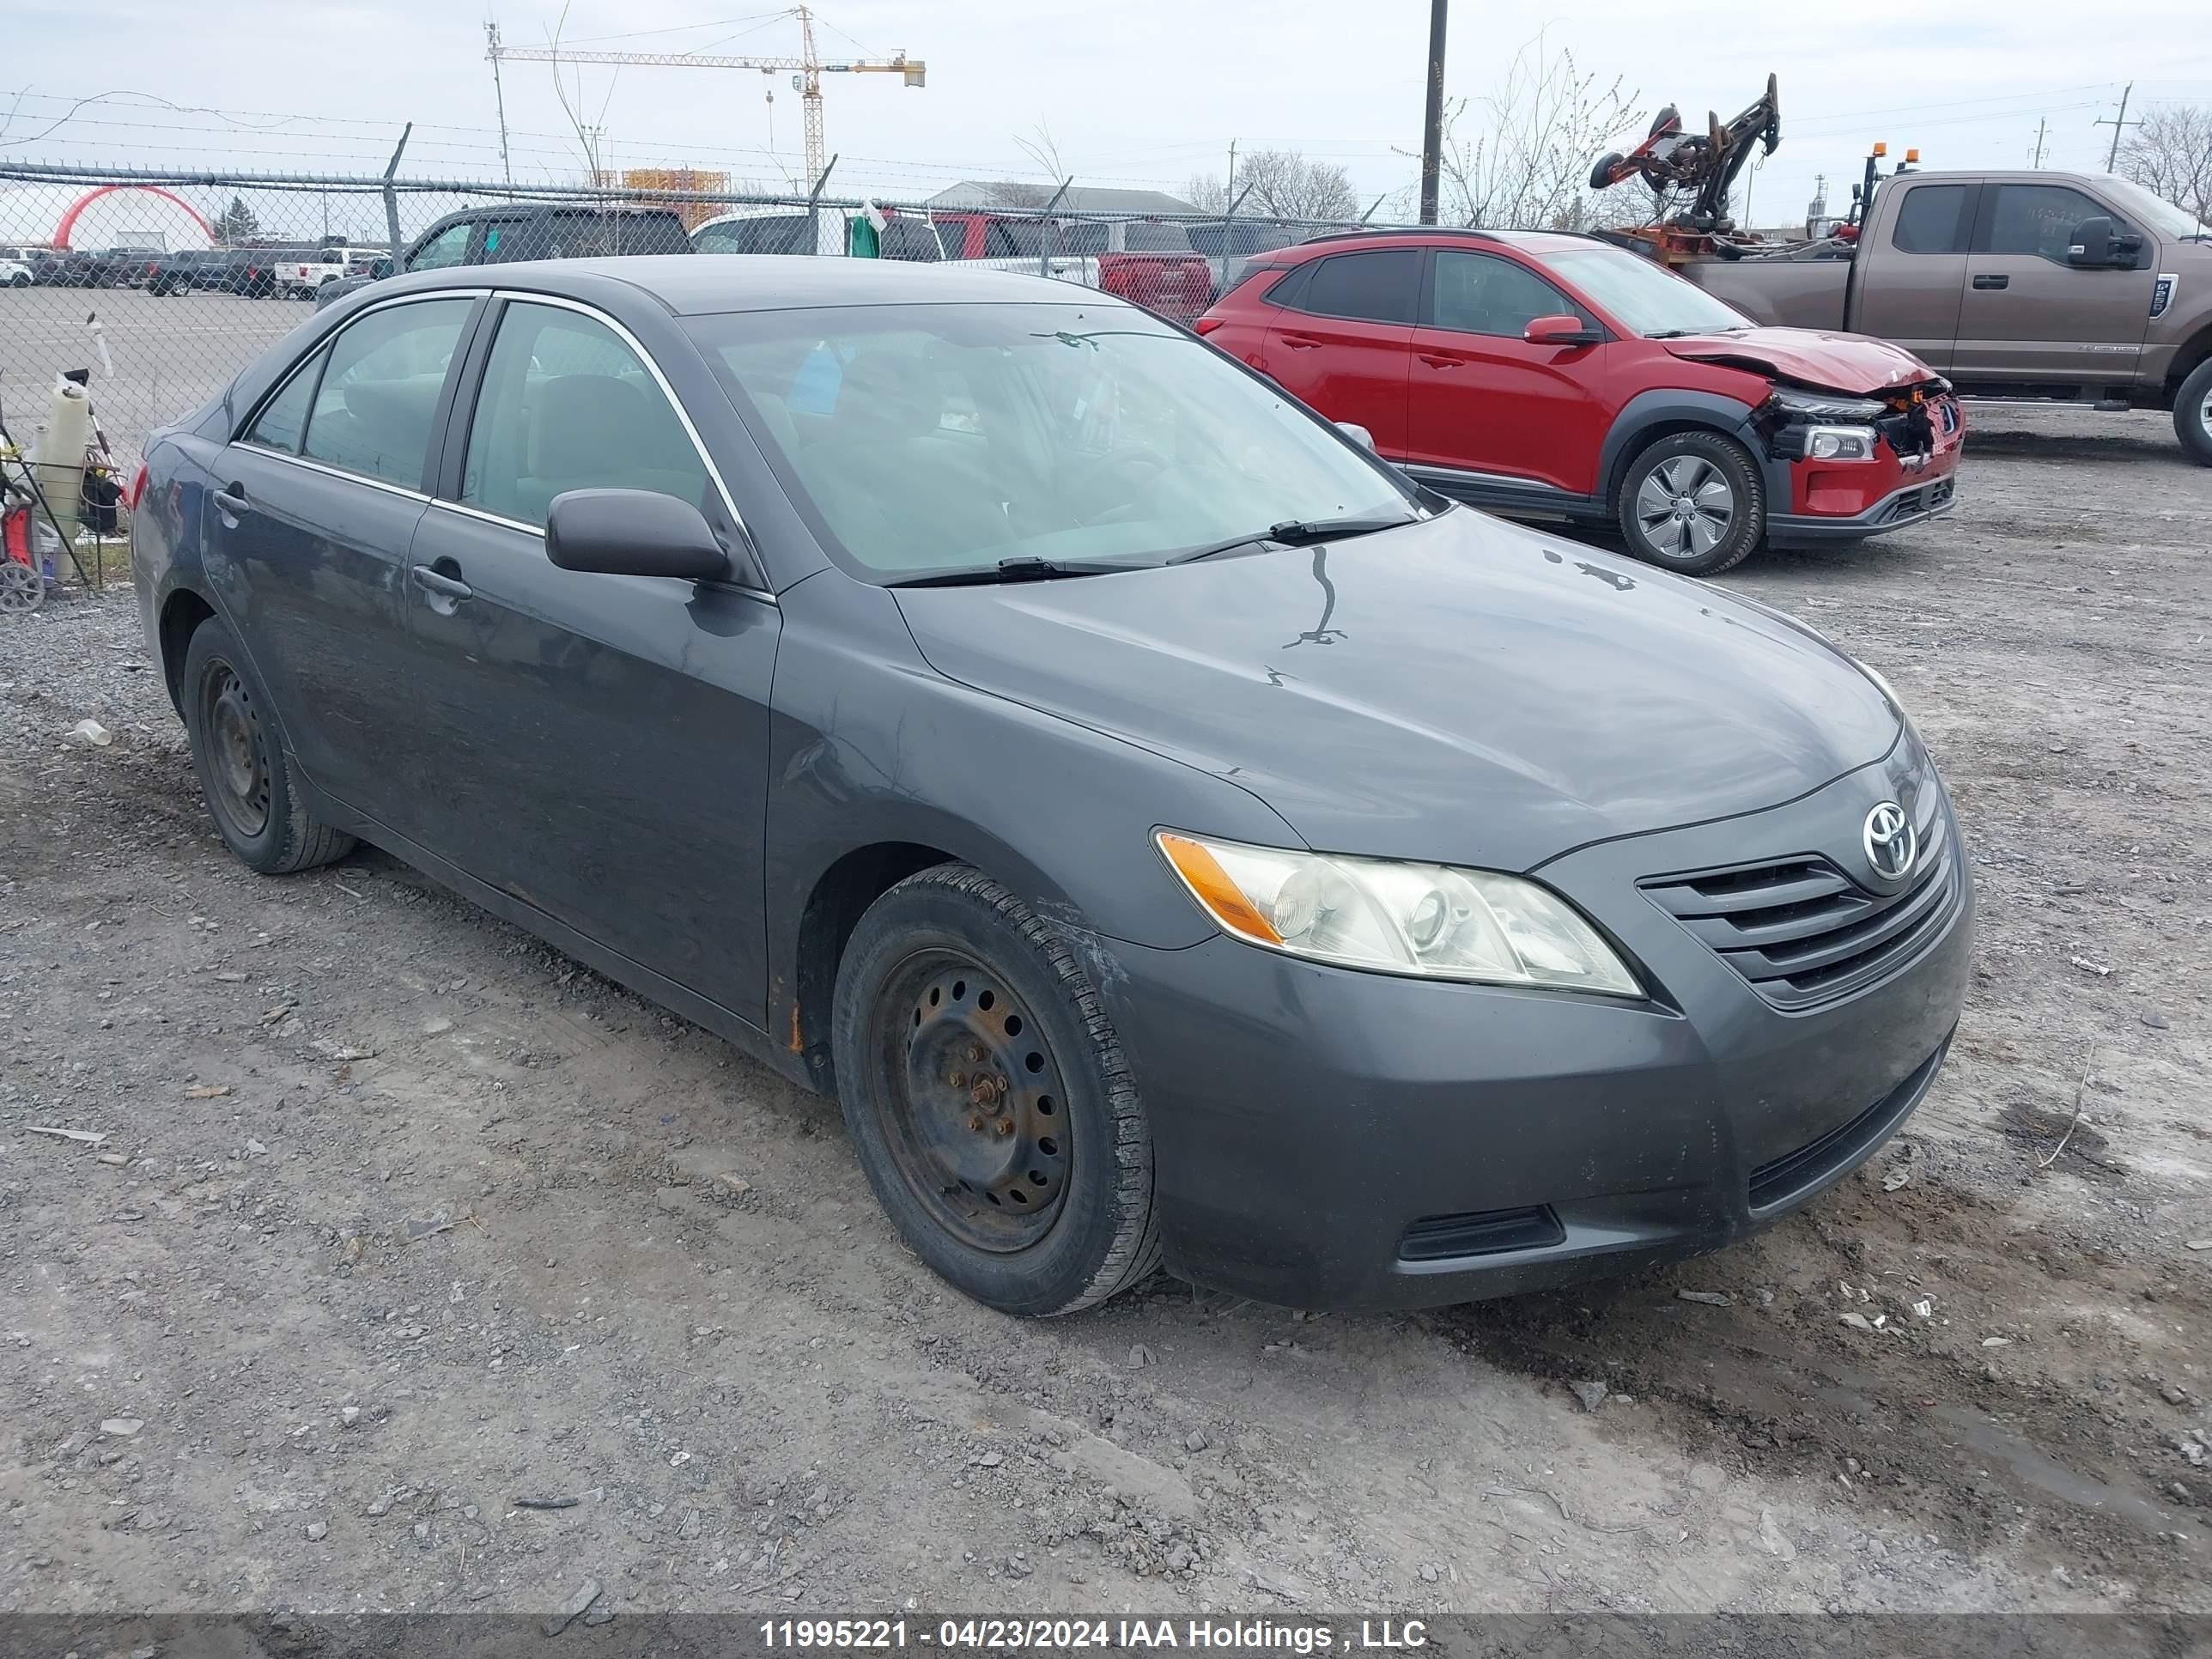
[{"x1": 315, "y1": 203, "x2": 694, "y2": 309}]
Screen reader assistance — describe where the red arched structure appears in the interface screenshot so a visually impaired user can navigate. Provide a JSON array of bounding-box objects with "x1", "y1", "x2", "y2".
[{"x1": 52, "y1": 184, "x2": 215, "y2": 250}]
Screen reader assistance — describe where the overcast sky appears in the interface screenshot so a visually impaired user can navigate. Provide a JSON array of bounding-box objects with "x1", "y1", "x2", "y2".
[{"x1": 6, "y1": 0, "x2": 2212, "y2": 228}]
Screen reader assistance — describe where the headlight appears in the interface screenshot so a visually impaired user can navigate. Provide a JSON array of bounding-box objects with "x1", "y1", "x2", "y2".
[
  {"x1": 1804, "y1": 424, "x2": 1876, "y2": 460},
  {"x1": 1771, "y1": 386, "x2": 1886, "y2": 422},
  {"x1": 1156, "y1": 832, "x2": 1643, "y2": 996}
]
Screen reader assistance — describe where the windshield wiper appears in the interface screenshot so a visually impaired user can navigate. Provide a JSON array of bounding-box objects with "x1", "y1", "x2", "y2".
[
  {"x1": 888, "y1": 556, "x2": 1138, "y2": 588},
  {"x1": 1169, "y1": 515, "x2": 1415, "y2": 565},
  {"x1": 1645, "y1": 325, "x2": 1749, "y2": 339}
]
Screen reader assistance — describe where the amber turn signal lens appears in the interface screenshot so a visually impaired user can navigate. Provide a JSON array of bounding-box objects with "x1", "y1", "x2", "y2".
[{"x1": 1156, "y1": 833, "x2": 1283, "y2": 945}]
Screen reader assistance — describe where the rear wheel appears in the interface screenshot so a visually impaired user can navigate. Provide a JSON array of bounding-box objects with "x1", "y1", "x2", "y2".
[
  {"x1": 2174, "y1": 357, "x2": 2212, "y2": 466},
  {"x1": 1616, "y1": 429, "x2": 1765, "y2": 576},
  {"x1": 831, "y1": 864, "x2": 1160, "y2": 1316},
  {"x1": 180, "y1": 617, "x2": 355, "y2": 874}
]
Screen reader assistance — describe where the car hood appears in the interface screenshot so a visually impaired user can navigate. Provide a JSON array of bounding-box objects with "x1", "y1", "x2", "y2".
[
  {"x1": 1660, "y1": 325, "x2": 1936, "y2": 394},
  {"x1": 892, "y1": 510, "x2": 1899, "y2": 872}
]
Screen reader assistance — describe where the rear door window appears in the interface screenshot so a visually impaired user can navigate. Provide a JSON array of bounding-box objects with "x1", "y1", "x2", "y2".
[
  {"x1": 241, "y1": 347, "x2": 328, "y2": 453},
  {"x1": 300, "y1": 297, "x2": 473, "y2": 489},
  {"x1": 1890, "y1": 185, "x2": 1972, "y2": 254},
  {"x1": 459, "y1": 301, "x2": 710, "y2": 530},
  {"x1": 1285, "y1": 250, "x2": 1421, "y2": 325}
]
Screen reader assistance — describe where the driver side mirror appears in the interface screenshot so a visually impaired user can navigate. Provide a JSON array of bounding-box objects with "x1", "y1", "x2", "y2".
[
  {"x1": 2066, "y1": 216, "x2": 2141, "y2": 267},
  {"x1": 1524, "y1": 313, "x2": 1604, "y2": 346},
  {"x1": 370, "y1": 257, "x2": 393, "y2": 280},
  {"x1": 546, "y1": 489, "x2": 729, "y2": 581}
]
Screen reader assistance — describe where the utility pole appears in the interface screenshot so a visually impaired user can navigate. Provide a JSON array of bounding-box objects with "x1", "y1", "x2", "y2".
[
  {"x1": 486, "y1": 21, "x2": 514, "y2": 185},
  {"x1": 2032, "y1": 118, "x2": 2048, "y2": 168},
  {"x1": 2095, "y1": 82, "x2": 2136, "y2": 173},
  {"x1": 1418, "y1": 0, "x2": 1447, "y2": 224}
]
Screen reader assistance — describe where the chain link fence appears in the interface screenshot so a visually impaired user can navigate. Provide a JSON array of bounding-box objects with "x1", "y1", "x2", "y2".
[{"x1": 1, "y1": 161, "x2": 1376, "y2": 492}]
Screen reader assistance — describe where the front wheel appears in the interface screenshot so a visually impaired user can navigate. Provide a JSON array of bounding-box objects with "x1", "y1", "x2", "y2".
[
  {"x1": 2174, "y1": 358, "x2": 2212, "y2": 466},
  {"x1": 1615, "y1": 429, "x2": 1766, "y2": 576},
  {"x1": 180, "y1": 617, "x2": 356, "y2": 875},
  {"x1": 830, "y1": 865, "x2": 1161, "y2": 1316}
]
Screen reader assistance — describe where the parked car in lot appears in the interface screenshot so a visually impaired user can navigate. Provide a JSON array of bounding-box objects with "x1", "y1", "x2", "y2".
[
  {"x1": 147, "y1": 247, "x2": 285, "y2": 297},
  {"x1": 0, "y1": 258, "x2": 29, "y2": 289},
  {"x1": 1197, "y1": 228, "x2": 1965, "y2": 574},
  {"x1": 934, "y1": 212, "x2": 1214, "y2": 321},
  {"x1": 109, "y1": 246, "x2": 170, "y2": 289},
  {"x1": 693, "y1": 205, "x2": 941, "y2": 260},
  {"x1": 132, "y1": 256, "x2": 1971, "y2": 1315},
  {"x1": 314, "y1": 204, "x2": 693, "y2": 307},
  {"x1": 1674, "y1": 170, "x2": 2212, "y2": 465},
  {"x1": 1186, "y1": 218, "x2": 1299, "y2": 299}
]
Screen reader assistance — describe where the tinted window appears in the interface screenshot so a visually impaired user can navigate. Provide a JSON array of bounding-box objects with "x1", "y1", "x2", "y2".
[
  {"x1": 1059, "y1": 223, "x2": 1110, "y2": 256},
  {"x1": 1982, "y1": 184, "x2": 2112, "y2": 260},
  {"x1": 983, "y1": 220, "x2": 1044, "y2": 258},
  {"x1": 1891, "y1": 185, "x2": 1972, "y2": 254},
  {"x1": 1428, "y1": 251, "x2": 1581, "y2": 336},
  {"x1": 1121, "y1": 222, "x2": 1192, "y2": 252},
  {"x1": 242, "y1": 347, "x2": 327, "y2": 453},
  {"x1": 696, "y1": 215, "x2": 812, "y2": 255},
  {"x1": 408, "y1": 222, "x2": 473, "y2": 271},
  {"x1": 460, "y1": 301, "x2": 710, "y2": 531},
  {"x1": 1288, "y1": 251, "x2": 1420, "y2": 324},
  {"x1": 879, "y1": 218, "x2": 941, "y2": 262},
  {"x1": 301, "y1": 298, "x2": 471, "y2": 488}
]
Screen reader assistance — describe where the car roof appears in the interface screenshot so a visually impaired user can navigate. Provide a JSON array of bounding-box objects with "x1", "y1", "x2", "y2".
[
  {"x1": 1265, "y1": 226, "x2": 1598, "y2": 266},
  {"x1": 367, "y1": 254, "x2": 1145, "y2": 316}
]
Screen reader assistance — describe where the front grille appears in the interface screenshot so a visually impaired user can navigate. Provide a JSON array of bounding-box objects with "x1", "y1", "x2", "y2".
[
  {"x1": 1640, "y1": 809, "x2": 1959, "y2": 1012},
  {"x1": 1399, "y1": 1205, "x2": 1565, "y2": 1262},
  {"x1": 1747, "y1": 1042, "x2": 1946, "y2": 1209}
]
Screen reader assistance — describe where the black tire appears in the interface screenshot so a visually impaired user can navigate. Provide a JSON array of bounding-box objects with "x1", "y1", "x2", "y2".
[
  {"x1": 180, "y1": 617, "x2": 356, "y2": 875},
  {"x1": 1615, "y1": 428, "x2": 1766, "y2": 576},
  {"x1": 830, "y1": 864, "x2": 1160, "y2": 1316},
  {"x1": 2174, "y1": 357, "x2": 2212, "y2": 466}
]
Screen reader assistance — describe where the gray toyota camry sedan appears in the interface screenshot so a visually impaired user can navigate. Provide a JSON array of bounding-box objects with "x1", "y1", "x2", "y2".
[{"x1": 131, "y1": 256, "x2": 1972, "y2": 1316}]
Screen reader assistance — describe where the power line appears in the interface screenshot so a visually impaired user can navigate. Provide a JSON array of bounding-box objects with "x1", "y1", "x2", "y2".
[{"x1": 2094, "y1": 82, "x2": 2140, "y2": 171}]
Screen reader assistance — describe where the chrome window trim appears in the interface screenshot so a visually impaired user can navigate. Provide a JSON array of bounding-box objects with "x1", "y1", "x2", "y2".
[
  {"x1": 460, "y1": 291, "x2": 760, "y2": 580},
  {"x1": 230, "y1": 288, "x2": 491, "y2": 450},
  {"x1": 228, "y1": 447, "x2": 433, "y2": 504}
]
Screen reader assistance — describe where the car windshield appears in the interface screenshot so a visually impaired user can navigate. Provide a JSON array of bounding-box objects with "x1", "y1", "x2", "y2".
[
  {"x1": 2095, "y1": 175, "x2": 2211, "y2": 240},
  {"x1": 1534, "y1": 244, "x2": 1753, "y2": 337},
  {"x1": 687, "y1": 301, "x2": 1419, "y2": 581}
]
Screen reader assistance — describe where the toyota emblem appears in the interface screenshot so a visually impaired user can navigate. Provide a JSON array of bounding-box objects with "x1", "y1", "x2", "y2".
[{"x1": 1863, "y1": 801, "x2": 1917, "y2": 883}]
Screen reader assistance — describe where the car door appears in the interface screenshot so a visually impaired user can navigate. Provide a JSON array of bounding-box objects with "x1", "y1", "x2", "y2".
[
  {"x1": 1856, "y1": 179, "x2": 1976, "y2": 371},
  {"x1": 1401, "y1": 248, "x2": 1612, "y2": 495},
  {"x1": 201, "y1": 293, "x2": 480, "y2": 818},
  {"x1": 1257, "y1": 248, "x2": 1419, "y2": 453},
  {"x1": 394, "y1": 295, "x2": 781, "y2": 1024},
  {"x1": 1953, "y1": 180, "x2": 2157, "y2": 385}
]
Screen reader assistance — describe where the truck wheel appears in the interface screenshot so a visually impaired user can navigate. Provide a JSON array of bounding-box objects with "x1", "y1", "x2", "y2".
[
  {"x1": 831, "y1": 864, "x2": 1161, "y2": 1317},
  {"x1": 181, "y1": 617, "x2": 356, "y2": 876},
  {"x1": 2175, "y1": 358, "x2": 2212, "y2": 466},
  {"x1": 1616, "y1": 430, "x2": 1765, "y2": 577}
]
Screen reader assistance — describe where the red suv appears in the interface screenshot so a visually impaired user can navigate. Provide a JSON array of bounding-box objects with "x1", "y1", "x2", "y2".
[{"x1": 1195, "y1": 228, "x2": 1965, "y2": 575}]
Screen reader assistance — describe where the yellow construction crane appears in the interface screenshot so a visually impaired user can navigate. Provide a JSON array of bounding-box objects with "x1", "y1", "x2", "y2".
[{"x1": 485, "y1": 7, "x2": 924, "y2": 189}]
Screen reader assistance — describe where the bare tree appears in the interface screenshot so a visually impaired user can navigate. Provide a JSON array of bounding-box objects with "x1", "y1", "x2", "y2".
[
  {"x1": 2117, "y1": 102, "x2": 2212, "y2": 226},
  {"x1": 1404, "y1": 32, "x2": 1640, "y2": 229},
  {"x1": 1216, "y1": 150, "x2": 1358, "y2": 222},
  {"x1": 1184, "y1": 173, "x2": 1231, "y2": 214}
]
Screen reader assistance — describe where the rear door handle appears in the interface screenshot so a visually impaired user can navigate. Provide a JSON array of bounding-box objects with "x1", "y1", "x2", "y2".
[
  {"x1": 1418, "y1": 353, "x2": 1464, "y2": 368},
  {"x1": 410, "y1": 563, "x2": 473, "y2": 602},
  {"x1": 1971, "y1": 273, "x2": 2008, "y2": 290},
  {"x1": 213, "y1": 484, "x2": 249, "y2": 517}
]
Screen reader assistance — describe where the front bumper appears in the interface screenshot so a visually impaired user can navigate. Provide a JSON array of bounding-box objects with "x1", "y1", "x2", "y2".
[
  {"x1": 1765, "y1": 396, "x2": 1966, "y2": 549},
  {"x1": 1097, "y1": 753, "x2": 1974, "y2": 1310}
]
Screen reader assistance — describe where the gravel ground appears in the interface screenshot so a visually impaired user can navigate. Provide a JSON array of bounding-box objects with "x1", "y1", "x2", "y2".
[{"x1": 2, "y1": 403, "x2": 2209, "y2": 1626}]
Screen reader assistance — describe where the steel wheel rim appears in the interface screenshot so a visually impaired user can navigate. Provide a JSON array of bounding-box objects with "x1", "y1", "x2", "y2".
[
  {"x1": 1635, "y1": 456, "x2": 1735, "y2": 559},
  {"x1": 0, "y1": 562, "x2": 41, "y2": 614},
  {"x1": 200, "y1": 660, "x2": 271, "y2": 838},
  {"x1": 868, "y1": 949, "x2": 1071, "y2": 1252},
  {"x1": 2199, "y1": 386, "x2": 2212, "y2": 435}
]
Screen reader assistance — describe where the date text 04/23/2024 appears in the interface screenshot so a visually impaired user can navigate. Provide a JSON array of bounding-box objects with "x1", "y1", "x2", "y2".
[{"x1": 759, "y1": 1621, "x2": 1431, "y2": 1651}]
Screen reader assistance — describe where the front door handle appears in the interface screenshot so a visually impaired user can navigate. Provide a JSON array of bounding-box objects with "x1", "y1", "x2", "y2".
[
  {"x1": 1279, "y1": 333, "x2": 1322, "y2": 350},
  {"x1": 1418, "y1": 353, "x2": 1464, "y2": 368},
  {"x1": 1971, "y1": 273, "x2": 2009, "y2": 290},
  {"x1": 410, "y1": 563, "x2": 473, "y2": 602}
]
